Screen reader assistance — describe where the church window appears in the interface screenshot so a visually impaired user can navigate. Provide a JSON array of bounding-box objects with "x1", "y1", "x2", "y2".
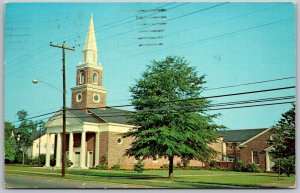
[
  {"x1": 117, "y1": 137, "x2": 123, "y2": 144},
  {"x1": 93, "y1": 93, "x2": 100, "y2": 103},
  {"x1": 93, "y1": 71, "x2": 98, "y2": 84},
  {"x1": 76, "y1": 93, "x2": 82, "y2": 102},
  {"x1": 252, "y1": 151, "x2": 259, "y2": 164},
  {"x1": 79, "y1": 71, "x2": 85, "y2": 84}
]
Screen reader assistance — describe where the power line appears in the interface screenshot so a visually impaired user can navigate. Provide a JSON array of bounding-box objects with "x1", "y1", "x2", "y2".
[
  {"x1": 57, "y1": 3, "x2": 178, "y2": 43},
  {"x1": 11, "y1": 110, "x2": 59, "y2": 123},
  {"x1": 93, "y1": 2, "x2": 229, "y2": 45},
  {"x1": 50, "y1": 100, "x2": 294, "y2": 121},
  {"x1": 5, "y1": 3, "x2": 177, "y2": 67},
  {"x1": 12, "y1": 86, "x2": 295, "y2": 123},
  {"x1": 97, "y1": 85, "x2": 295, "y2": 109},
  {"x1": 106, "y1": 17, "x2": 293, "y2": 64},
  {"x1": 102, "y1": 76, "x2": 295, "y2": 104},
  {"x1": 205, "y1": 76, "x2": 295, "y2": 91},
  {"x1": 209, "y1": 101, "x2": 294, "y2": 111}
]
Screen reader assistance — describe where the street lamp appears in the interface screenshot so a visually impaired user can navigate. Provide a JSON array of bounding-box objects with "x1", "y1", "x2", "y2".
[
  {"x1": 17, "y1": 134, "x2": 25, "y2": 165},
  {"x1": 32, "y1": 79, "x2": 63, "y2": 93},
  {"x1": 32, "y1": 79, "x2": 66, "y2": 176}
]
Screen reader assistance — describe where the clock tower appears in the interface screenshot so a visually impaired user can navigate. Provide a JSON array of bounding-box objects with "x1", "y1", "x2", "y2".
[{"x1": 71, "y1": 15, "x2": 106, "y2": 109}]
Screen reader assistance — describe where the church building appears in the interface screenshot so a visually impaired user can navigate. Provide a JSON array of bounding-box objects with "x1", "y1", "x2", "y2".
[{"x1": 44, "y1": 15, "x2": 223, "y2": 169}]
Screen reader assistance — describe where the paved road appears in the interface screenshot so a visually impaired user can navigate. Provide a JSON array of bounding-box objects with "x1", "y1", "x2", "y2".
[{"x1": 5, "y1": 174, "x2": 155, "y2": 189}]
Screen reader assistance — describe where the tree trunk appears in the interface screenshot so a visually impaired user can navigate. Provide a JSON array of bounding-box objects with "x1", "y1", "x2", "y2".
[{"x1": 168, "y1": 155, "x2": 174, "y2": 178}]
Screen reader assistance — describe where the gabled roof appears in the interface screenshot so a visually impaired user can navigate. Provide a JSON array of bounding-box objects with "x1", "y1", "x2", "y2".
[
  {"x1": 219, "y1": 128, "x2": 268, "y2": 143},
  {"x1": 66, "y1": 108, "x2": 99, "y2": 123},
  {"x1": 31, "y1": 130, "x2": 46, "y2": 141},
  {"x1": 88, "y1": 107, "x2": 131, "y2": 125}
]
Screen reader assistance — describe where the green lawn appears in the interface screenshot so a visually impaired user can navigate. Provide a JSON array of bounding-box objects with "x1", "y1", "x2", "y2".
[{"x1": 5, "y1": 165, "x2": 295, "y2": 188}]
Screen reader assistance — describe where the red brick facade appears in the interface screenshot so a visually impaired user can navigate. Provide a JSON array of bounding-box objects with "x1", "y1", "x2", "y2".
[
  {"x1": 76, "y1": 67, "x2": 103, "y2": 86},
  {"x1": 239, "y1": 130, "x2": 273, "y2": 171}
]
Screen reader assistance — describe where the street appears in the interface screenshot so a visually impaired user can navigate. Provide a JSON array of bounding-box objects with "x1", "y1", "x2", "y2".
[{"x1": 4, "y1": 174, "x2": 154, "y2": 189}]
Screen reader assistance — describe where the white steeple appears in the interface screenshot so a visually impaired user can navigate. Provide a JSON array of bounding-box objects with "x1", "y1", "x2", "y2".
[{"x1": 82, "y1": 14, "x2": 98, "y2": 65}]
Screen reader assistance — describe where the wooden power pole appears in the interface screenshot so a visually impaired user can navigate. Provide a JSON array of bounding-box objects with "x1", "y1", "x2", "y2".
[{"x1": 50, "y1": 41, "x2": 75, "y2": 177}]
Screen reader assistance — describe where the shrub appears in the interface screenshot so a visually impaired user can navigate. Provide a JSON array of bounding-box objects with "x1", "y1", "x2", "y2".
[
  {"x1": 65, "y1": 158, "x2": 73, "y2": 170},
  {"x1": 134, "y1": 159, "x2": 144, "y2": 173},
  {"x1": 182, "y1": 158, "x2": 190, "y2": 168},
  {"x1": 95, "y1": 164, "x2": 108, "y2": 170},
  {"x1": 38, "y1": 154, "x2": 46, "y2": 166},
  {"x1": 272, "y1": 156, "x2": 295, "y2": 177},
  {"x1": 50, "y1": 155, "x2": 56, "y2": 167},
  {"x1": 246, "y1": 163, "x2": 260, "y2": 172},
  {"x1": 209, "y1": 160, "x2": 218, "y2": 168},
  {"x1": 233, "y1": 160, "x2": 245, "y2": 172},
  {"x1": 111, "y1": 164, "x2": 121, "y2": 170},
  {"x1": 160, "y1": 164, "x2": 169, "y2": 169}
]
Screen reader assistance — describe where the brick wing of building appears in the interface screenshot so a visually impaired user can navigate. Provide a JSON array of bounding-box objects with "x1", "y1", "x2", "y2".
[{"x1": 219, "y1": 128, "x2": 275, "y2": 172}]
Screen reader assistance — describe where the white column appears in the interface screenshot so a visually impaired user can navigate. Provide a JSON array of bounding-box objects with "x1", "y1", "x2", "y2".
[
  {"x1": 55, "y1": 133, "x2": 62, "y2": 167},
  {"x1": 80, "y1": 131, "x2": 86, "y2": 168},
  {"x1": 94, "y1": 131, "x2": 100, "y2": 166},
  {"x1": 266, "y1": 151, "x2": 270, "y2": 172},
  {"x1": 45, "y1": 133, "x2": 51, "y2": 167},
  {"x1": 69, "y1": 132, "x2": 74, "y2": 164}
]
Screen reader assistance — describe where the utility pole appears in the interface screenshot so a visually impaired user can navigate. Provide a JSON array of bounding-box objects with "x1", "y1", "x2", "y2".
[{"x1": 50, "y1": 41, "x2": 75, "y2": 177}]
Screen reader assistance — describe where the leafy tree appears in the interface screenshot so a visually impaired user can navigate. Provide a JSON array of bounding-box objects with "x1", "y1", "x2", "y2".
[
  {"x1": 5, "y1": 122, "x2": 16, "y2": 162},
  {"x1": 124, "y1": 56, "x2": 224, "y2": 177},
  {"x1": 269, "y1": 104, "x2": 295, "y2": 176},
  {"x1": 14, "y1": 110, "x2": 38, "y2": 164},
  {"x1": 5, "y1": 138, "x2": 16, "y2": 162}
]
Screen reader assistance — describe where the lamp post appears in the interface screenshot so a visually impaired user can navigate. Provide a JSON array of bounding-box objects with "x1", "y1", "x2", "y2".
[
  {"x1": 17, "y1": 134, "x2": 25, "y2": 165},
  {"x1": 32, "y1": 79, "x2": 66, "y2": 175},
  {"x1": 32, "y1": 80, "x2": 63, "y2": 93}
]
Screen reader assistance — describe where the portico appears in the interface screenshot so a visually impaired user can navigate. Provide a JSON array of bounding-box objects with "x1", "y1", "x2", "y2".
[{"x1": 44, "y1": 109, "x2": 105, "y2": 169}]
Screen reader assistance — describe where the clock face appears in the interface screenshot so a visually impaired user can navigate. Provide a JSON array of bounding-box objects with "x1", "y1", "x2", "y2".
[{"x1": 93, "y1": 93, "x2": 100, "y2": 103}]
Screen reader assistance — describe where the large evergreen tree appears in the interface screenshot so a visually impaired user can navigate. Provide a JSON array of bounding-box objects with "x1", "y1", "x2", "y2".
[
  {"x1": 269, "y1": 104, "x2": 295, "y2": 176},
  {"x1": 124, "y1": 56, "x2": 224, "y2": 177}
]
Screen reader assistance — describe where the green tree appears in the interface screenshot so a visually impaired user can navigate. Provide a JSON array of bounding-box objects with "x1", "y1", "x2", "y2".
[
  {"x1": 269, "y1": 104, "x2": 295, "y2": 176},
  {"x1": 124, "y1": 56, "x2": 224, "y2": 177},
  {"x1": 15, "y1": 110, "x2": 38, "y2": 164},
  {"x1": 5, "y1": 122, "x2": 16, "y2": 162}
]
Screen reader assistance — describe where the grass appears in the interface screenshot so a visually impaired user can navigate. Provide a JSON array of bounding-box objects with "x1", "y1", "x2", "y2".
[{"x1": 5, "y1": 164, "x2": 295, "y2": 188}]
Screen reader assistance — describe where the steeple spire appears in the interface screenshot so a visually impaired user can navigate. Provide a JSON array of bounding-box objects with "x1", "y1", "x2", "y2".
[{"x1": 83, "y1": 14, "x2": 98, "y2": 65}]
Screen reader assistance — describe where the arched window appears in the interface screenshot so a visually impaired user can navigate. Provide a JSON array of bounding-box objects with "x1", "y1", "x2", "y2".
[
  {"x1": 93, "y1": 71, "x2": 98, "y2": 84},
  {"x1": 79, "y1": 71, "x2": 85, "y2": 84}
]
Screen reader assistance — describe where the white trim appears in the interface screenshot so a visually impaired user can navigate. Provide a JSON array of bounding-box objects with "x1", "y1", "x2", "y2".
[
  {"x1": 93, "y1": 93, "x2": 100, "y2": 103},
  {"x1": 117, "y1": 137, "x2": 123, "y2": 145},
  {"x1": 77, "y1": 63, "x2": 103, "y2": 71},
  {"x1": 71, "y1": 84, "x2": 106, "y2": 93},
  {"x1": 76, "y1": 93, "x2": 82, "y2": 102},
  {"x1": 239, "y1": 128, "x2": 271, "y2": 147}
]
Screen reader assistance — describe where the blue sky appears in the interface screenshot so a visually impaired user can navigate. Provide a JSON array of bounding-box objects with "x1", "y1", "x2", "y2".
[{"x1": 5, "y1": 2, "x2": 295, "y2": 129}]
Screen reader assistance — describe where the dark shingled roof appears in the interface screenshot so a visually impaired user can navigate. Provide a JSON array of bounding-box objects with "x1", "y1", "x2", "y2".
[
  {"x1": 66, "y1": 108, "x2": 99, "y2": 123},
  {"x1": 219, "y1": 128, "x2": 268, "y2": 142},
  {"x1": 31, "y1": 130, "x2": 46, "y2": 141},
  {"x1": 88, "y1": 108, "x2": 130, "y2": 125}
]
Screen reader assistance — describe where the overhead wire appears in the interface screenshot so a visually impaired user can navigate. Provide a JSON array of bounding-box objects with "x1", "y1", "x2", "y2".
[{"x1": 9, "y1": 85, "x2": 295, "y2": 123}]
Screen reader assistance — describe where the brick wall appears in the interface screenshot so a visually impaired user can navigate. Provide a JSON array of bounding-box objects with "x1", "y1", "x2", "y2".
[
  {"x1": 225, "y1": 142, "x2": 241, "y2": 161},
  {"x1": 99, "y1": 131, "x2": 109, "y2": 164},
  {"x1": 71, "y1": 90, "x2": 106, "y2": 109},
  {"x1": 73, "y1": 133, "x2": 81, "y2": 148},
  {"x1": 76, "y1": 67, "x2": 103, "y2": 86},
  {"x1": 240, "y1": 130, "x2": 272, "y2": 171},
  {"x1": 107, "y1": 131, "x2": 135, "y2": 169}
]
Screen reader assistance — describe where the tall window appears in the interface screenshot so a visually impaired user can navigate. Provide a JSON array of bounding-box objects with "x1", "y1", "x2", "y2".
[
  {"x1": 80, "y1": 71, "x2": 85, "y2": 84},
  {"x1": 93, "y1": 71, "x2": 98, "y2": 84},
  {"x1": 252, "y1": 151, "x2": 259, "y2": 164}
]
